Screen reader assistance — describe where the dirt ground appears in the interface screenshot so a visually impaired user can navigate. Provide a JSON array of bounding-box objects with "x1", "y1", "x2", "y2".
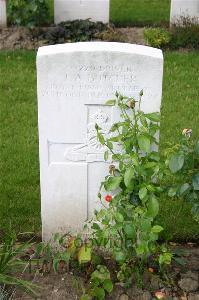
[
  {"x1": 0, "y1": 26, "x2": 145, "y2": 50},
  {"x1": 11, "y1": 244, "x2": 199, "y2": 300}
]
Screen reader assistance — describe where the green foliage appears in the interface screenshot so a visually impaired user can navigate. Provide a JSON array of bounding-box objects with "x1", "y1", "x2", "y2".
[
  {"x1": 144, "y1": 27, "x2": 171, "y2": 49},
  {"x1": 144, "y1": 17, "x2": 199, "y2": 50},
  {"x1": 45, "y1": 19, "x2": 107, "y2": 44},
  {"x1": 81, "y1": 265, "x2": 112, "y2": 300},
  {"x1": 86, "y1": 92, "x2": 171, "y2": 292},
  {"x1": 166, "y1": 130, "x2": 199, "y2": 221},
  {"x1": 0, "y1": 234, "x2": 37, "y2": 294},
  {"x1": 7, "y1": 0, "x2": 50, "y2": 27}
]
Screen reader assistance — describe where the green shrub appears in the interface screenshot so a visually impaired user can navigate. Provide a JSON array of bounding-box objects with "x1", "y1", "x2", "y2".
[
  {"x1": 144, "y1": 27, "x2": 171, "y2": 49},
  {"x1": 7, "y1": 0, "x2": 50, "y2": 27},
  {"x1": 166, "y1": 129, "x2": 199, "y2": 222},
  {"x1": 144, "y1": 17, "x2": 199, "y2": 50},
  {"x1": 0, "y1": 234, "x2": 37, "y2": 295},
  {"x1": 44, "y1": 19, "x2": 107, "y2": 44}
]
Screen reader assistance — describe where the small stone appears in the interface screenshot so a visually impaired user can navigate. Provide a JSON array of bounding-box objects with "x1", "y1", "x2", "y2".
[
  {"x1": 135, "y1": 291, "x2": 152, "y2": 300},
  {"x1": 181, "y1": 271, "x2": 199, "y2": 281},
  {"x1": 119, "y1": 294, "x2": 129, "y2": 300},
  {"x1": 150, "y1": 276, "x2": 161, "y2": 290},
  {"x1": 178, "y1": 278, "x2": 198, "y2": 292},
  {"x1": 188, "y1": 293, "x2": 199, "y2": 300},
  {"x1": 126, "y1": 286, "x2": 143, "y2": 297}
]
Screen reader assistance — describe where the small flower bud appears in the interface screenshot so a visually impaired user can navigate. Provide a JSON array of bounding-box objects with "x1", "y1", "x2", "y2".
[
  {"x1": 139, "y1": 89, "x2": 144, "y2": 97},
  {"x1": 109, "y1": 164, "x2": 116, "y2": 175},
  {"x1": 127, "y1": 99, "x2": 136, "y2": 109},
  {"x1": 182, "y1": 128, "x2": 192, "y2": 138}
]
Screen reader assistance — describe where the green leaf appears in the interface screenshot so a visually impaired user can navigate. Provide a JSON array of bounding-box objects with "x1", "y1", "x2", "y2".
[
  {"x1": 124, "y1": 167, "x2": 134, "y2": 188},
  {"x1": 107, "y1": 141, "x2": 113, "y2": 150},
  {"x1": 92, "y1": 223, "x2": 101, "y2": 230},
  {"x1": 93, "y1": 287, "x2": 105, "y2": 300},
  {"x1": 151, "y1": 225, "x2": 164, "y2": 233},
  {"x1": 168, "y1": 186, "x2": 178, "y2": 197},
  {"x1": 147, "y1": 195, "x2": 159, "y2": 218},
  {"x1": 159, "y1": 252, "x2": 172, "y2": 265},
  {"x1": 139, "y1": 187, "x2": 147, "y2": 200},
  {"x1": 124, "y1": 223, "x2": 135, "y2": 238},
  {"x1": 195, "y1": 140, "x2": 199, "y2": 156},
  {"x1": 53, "y1": 258, "x2": 59, "y2": 272},
  {"x1": 136, "y1": 243, "x2": 147, "y2": 255},
  {"x1": 138, "y1": 134, "x2": 151, "y2": 153},
  {"x1": 145, "y1": 112, "x2": 160, "y2": 122},
  {"x1": 97, "y1": 132, "x2": 105, "y2": 145},
  {"x1": 104, "y1": 150, "x2": 109, "y2": 161},
  {"x1": 78, "y1": 245, "x2": 91, "y2": 264},
  {"x1": 103, "y1": 279, "x2": 113, "y2": 293},
  {"x1": 192, "y1": 172, "x2": 199, "y2": 190},
  {"x1": 169, "y1": 153, "x2": 184, "y2": 173},
  {"x1": 179, "y1": 183, "x2": 190, "y2": 195},
  {"x1": 114, "y1": 212, "x2": 124, "y2": 223},
  {"x1": 105, "y1": 99, "x2": 116, "y2": 106},
  {"x1": 114, "y1": 250, "x2": 126, "y2": 263},
  {"x1": 104, "y1": 176, "x2": 122, "y2": 192}
]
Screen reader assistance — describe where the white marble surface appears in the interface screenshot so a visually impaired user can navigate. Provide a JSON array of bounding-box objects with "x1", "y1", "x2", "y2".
[
  {"x1": 37, "y1": 42, "x2": 163, "y2": 241},
  {"x1": 170, "y1": 0, "x2": 199, "y2": 24},
  {"x1": 54, "y1": 0, "x2": 109, "y2": 24},
  {"x1": 0, "y1": 0, "x2": 7, "y2": 27}
]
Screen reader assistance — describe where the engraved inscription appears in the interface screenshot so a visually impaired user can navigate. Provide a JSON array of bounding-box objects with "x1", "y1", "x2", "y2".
[{"x1": 41, "y1": 64, "x2": 142, "y2": 100}]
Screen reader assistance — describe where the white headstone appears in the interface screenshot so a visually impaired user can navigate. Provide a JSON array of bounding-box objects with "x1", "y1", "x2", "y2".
[
  {"x1": 54, "y1": 0, "x2": 109, "y2": 24},
  {"x1": 37, "y1": 42, "x2": 163, "y2": 241},
  {"x1": 0, "y1": 0, "x2": 7, "y2": 27},
  {"x1": 170, "y1": 0, "x2": 199, "y2": 25}
]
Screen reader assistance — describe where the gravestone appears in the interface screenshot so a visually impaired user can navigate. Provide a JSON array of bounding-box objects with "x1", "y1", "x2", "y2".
[
  {"x1": 0, "y1": 0, "x2": 7, "y2": 27},
  {"x1": 54, "y1": 0, "x2": 109, "y2": 24},
  {"x1": 37, "y1": 42, "x2": 163, "y2": 241},
  {"x1": 170, "y1": 0, "x2": 199, "y2": 25}
]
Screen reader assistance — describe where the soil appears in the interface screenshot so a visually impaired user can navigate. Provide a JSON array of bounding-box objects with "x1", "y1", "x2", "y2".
[
  {"x1": 11, "y1": 244, "x2": 199, "y2": 300},
  {"x1": 0, "y1": 26, "x2": 145, "y2": 50}
]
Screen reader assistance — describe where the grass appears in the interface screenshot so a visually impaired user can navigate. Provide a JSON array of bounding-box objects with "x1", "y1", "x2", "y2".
[
  {"x1": 110, "y1": 0, "x2": 171, "y2": 27},
  {"x1": 0, "y1": 50, "x2": 199, "y2": 241},
  {"x1": 48, "y1": 0, "x2": 171, "y2": 27}
]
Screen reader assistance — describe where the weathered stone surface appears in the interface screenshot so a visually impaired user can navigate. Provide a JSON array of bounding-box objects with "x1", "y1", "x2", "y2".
[
  {"x1": 170, "y1": 0, "x2": 199, "y2": 25},
  {"x1": 150, "y1": 275, "x2": 161, "y2": 290},
  {"x1": 0, "y1": 0, "x2": 7, "y2": 27},
  {"x1": 37, "y1": 42, "x2": 163, "y2": 240},
  {"x1": 135, "y1": 291, "x2": 152, "y2": 300},
  {"x1": 188, "y1": 293, "x2": 199, "y2": 300},
  {"x1": 178, "y1": 276, "x2": 199, "y2": 292},
  {"x1": 118, "y1": 294, "x2": 129, "y2": 300},
  {"x1": 54, "y1": 0, "x2": 110, "y2": 24},
  {"x1": 181, "y1": 271, "x2": 199, "y2": 281}
]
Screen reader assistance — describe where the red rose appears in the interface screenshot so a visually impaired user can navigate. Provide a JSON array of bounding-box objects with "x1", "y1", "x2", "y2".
[{"x1": 105, "y1": 194, "x2": 112, "y2": 202}]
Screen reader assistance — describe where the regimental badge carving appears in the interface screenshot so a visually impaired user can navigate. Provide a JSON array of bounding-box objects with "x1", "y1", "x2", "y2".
[{"x1": 64, "y1": 109, "x2": 111, "y2": 163}]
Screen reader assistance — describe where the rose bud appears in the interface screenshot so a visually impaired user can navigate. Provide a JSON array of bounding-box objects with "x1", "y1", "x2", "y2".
[{"x1": 105, "y1": 194, "x2": 112, "y2": 202}]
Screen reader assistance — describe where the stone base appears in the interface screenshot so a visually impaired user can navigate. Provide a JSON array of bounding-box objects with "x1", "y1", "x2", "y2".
[{"x1": 54, "y1": 0, "x2": 109, "y2": 24}]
